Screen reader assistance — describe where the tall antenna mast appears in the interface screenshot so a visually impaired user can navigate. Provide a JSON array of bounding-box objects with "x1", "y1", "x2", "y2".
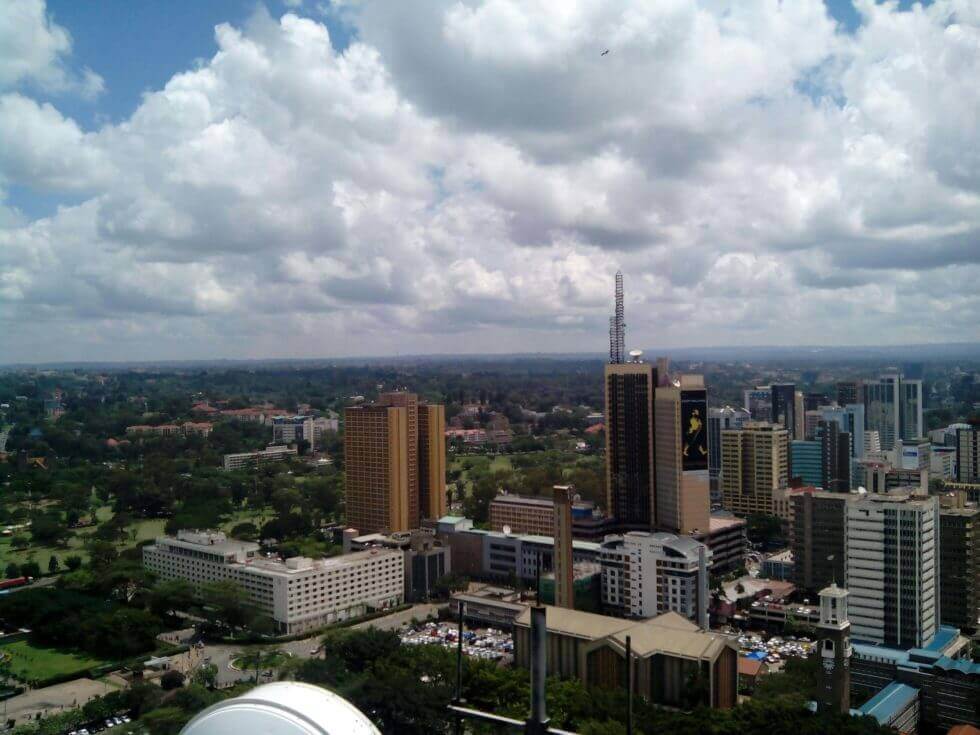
[{"x1": 609, "y1": 270, "x2": 626, "y2": 364}]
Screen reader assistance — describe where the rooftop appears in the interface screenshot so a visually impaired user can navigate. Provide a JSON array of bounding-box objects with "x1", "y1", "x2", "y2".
[{"x1": 856, "y1": 681, "x2": 919, "y2": 725}]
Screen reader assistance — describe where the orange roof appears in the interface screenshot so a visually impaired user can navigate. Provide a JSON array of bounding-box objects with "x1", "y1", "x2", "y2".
[
  {"x1": 948, "y1": 726, "x2": 980, "y2": 735},
  {"x1": 584, "y1": 423, "x2": 604, "y2": 434},
  {"x1": 738, "y1": 657, "x2": 766, "y2": 677}
]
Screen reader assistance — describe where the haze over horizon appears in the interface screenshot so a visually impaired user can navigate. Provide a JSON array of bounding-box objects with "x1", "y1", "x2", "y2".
[{"x1": 2, "y1": 0, "x2": 980, "y2": 364}]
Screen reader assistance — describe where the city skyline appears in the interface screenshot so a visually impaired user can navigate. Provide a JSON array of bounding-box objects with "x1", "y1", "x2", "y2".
[{"x1": 2, "y1": 1, "x2": 980, "y2": 363}]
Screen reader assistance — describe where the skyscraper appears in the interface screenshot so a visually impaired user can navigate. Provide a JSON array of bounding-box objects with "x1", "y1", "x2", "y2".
[
  {"x1": 654, "y1": 378, "x2": 709, "y2": 534},
  {"x1": 836, "y1": 381, "x2": 860, "y2": 407},
  {"x1": 956, "y1": 421, "x2": 980, "y2": 483},
  {"x1": 789, "y1": 440, "x2": 822, "y2": 487},
  {"x1": 846, "y1": 491, "x2": 938, "y2": 648},
  {"x1": 791, "y1": 490, "x2": 848, "y2": 595},
  {"x1": 707, "y1": 406, "x2": 750, "y2": 502},
  {"x1": 743, "y1": 387, "x2": 772, "y2": 422},
  {"x1": 345, "y1": 392, "x2": 445, "y2": 534},
  {"x1": 820, "y1": 403, "x2": 865, "y2": 460},
  {"x1": 720, "y1": 422, "x2": 789, "y2": 518},
  {"x1": 864, "y1": 372, "x2": 923, "y2": 451},
  {"x1": 604, "y1": 274, "x2": 657, "y2": 530},
  {"x1": 819, "y1": 420, "x2": 851, "y2": 492},
  {"x1": 939, "y1": 506, "x2": 980, "y2": 632},
  {"x1": 770, "y1": 383, "x2": 796, "y2": 437}
]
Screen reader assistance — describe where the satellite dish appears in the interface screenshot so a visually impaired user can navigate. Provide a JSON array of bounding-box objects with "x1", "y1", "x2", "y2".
[
  {"x1": 628, "y1": 349, "x2": 643, "y2": 362},
  {"x1": 503, "y1": 525, "x2": 512, "y2": 535}
]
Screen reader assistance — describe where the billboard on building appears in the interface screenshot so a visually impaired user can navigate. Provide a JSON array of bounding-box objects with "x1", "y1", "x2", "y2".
[{"x1": 681, "y1": 389, "x2": 709, "y2": 471}]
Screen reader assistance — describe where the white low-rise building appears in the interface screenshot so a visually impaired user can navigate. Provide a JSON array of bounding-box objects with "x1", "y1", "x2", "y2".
[
  {"x1": 600, "y1": 531, "x2": 711, "y2": 628},
  {"x1": 223, "y1": 445, "x2": 298, "y2": 471},
  {"x1": 143, "y1": 531, "x2": 404, "y2": 634}
]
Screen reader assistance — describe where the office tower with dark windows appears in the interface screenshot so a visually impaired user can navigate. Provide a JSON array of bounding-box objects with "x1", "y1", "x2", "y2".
[
  {"x1": 553, "y1": 485, "x2": 575, "y2": 610},
  {"x1": 790, "y1": 440, "x2": 822, "y2": 487},
  {"x1": 743, "y1": 387, "x2": 772, "y2": 422},
  {"x1": 708, "y1": 406, "x2": 750, "y2": 503},
  {"x1": 606, "y1": 359, "x2": 657, "y2": 530},
  {"x1": 956, "y1": 421, "x2": 980, "y2": 483},
  {"x1": 791, "y1": 490, "x2": 848, "y2": 595},
  {"x1": 836, "y1": 381, "x2": 860, "y2": 408},
  {"x1": 820, "y1": 420, "x2": 851, "y2": 493},
  {"x1": 864, "y1": 372, "x2": 923, "y2": 451},
  {"x1": 720, "y1": 422, "x2": 789, "y2": 518},
  {"x1": 939, "y1": 506, "x2": 980, "y2": 632},
  {"x1": 604, "y1": 273, "x2": 658, "y2": 530},
  {"x1": 770, "y1": 383, "x2": 797, "y2": 437},
  {"x1": 345, "y1": 392, "x2": 445, "y2": 534},
  {"x1": 655, "y1": 377, "x2": 709, "y2": 534}
]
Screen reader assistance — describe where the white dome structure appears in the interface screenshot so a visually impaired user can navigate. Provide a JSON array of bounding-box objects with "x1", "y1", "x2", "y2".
[{"x1": 180, "y1": 682, "x2": 380, "y2": 735}]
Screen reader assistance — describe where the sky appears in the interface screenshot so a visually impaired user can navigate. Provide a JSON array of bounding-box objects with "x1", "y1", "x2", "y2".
[{"x1": 0, "y1": 0, "x2": 978, "y2": 364}]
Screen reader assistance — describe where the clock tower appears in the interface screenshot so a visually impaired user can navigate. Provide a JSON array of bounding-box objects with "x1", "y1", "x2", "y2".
[{"x1": 815, "y1": 583, "x2": 851, "y2": 714}]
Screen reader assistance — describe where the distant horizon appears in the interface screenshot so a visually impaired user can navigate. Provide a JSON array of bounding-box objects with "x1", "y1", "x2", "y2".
[{"x1": 5, "y1": 340, "x2": 980, "y2": 370}]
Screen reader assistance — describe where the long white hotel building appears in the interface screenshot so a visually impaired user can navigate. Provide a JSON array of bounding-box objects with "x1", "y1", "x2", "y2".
[{"x1": 143, "y1": 531, "x2": 404, "y2": 634}]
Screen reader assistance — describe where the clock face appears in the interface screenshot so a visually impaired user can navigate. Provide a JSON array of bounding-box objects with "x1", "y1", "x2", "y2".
[{"x1": 822, "y1": 658, "x2": 834, "y2": 672}]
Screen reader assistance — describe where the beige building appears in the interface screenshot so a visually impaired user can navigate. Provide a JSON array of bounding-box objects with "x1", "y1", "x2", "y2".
[
  {"x1": 654, "y1": 377, "x2": 709, "y2": 534},
  {"x1": 513, "y1": 606, "x2": 737, "y2": 710},
  {"x1": 143, "y1": 531, "x2": 404, "y2": 634},
  {"x1": 345, "y1": 392, "x2": 446, "y2": 534},
  {"x1": 605, "y1": 361, "x2": 657, "y2": 529},
  {"x1": 490, "y1": 494, "x2": 555, "y2": 536},
  {"x1": 720, "y1": 422, "x2": 788, "y2": 518},
  {"x1": 553, "y1": 485, "x2": 575, "y2": 609}
]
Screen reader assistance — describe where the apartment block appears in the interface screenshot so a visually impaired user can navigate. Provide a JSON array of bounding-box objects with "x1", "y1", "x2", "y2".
[
  {"x1": 720, "y1": 422, "x2": 789, "y2": 518},
  {"x1": 223, "y1": 445, "x2": 298, "y2": 471},
  {"x1": 143, "y1": 531, "x2": 403, "y2": 634},
  {"x1": 600, "y1": 531, "x2": 711, "y2": 628},
  {"x1": 344, "y1": 392, "x2": 445, "y2": 534},
  {"x1": 957, "y1": 423, "x2": 980, "y2": 483},
  {"x1": 791, "y1": 490, "x2": 849, "y2": 594}
]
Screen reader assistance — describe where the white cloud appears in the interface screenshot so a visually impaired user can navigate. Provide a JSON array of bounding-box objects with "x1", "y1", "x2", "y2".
[
  {"x1": 0, "y1": 0, "x2": 979, "y2": 362},
  {"x1": 0, "y1": 0, "x2": 104, "y2": 96}
]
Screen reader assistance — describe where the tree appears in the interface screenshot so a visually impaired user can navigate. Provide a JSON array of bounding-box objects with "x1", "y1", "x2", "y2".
[
  {"x1": 64, "y1": 555, "x2": 83, "y2": 571},
  {"x1": 160, "y1": 670, "x2": 185, "y2": 690},
  {"x1": 5, "y1": 563, "x2": 20, "y2": 579},
  {"x1": 47, "y1": 555, "x2": 59, "y2": 574},
  {"x1": 191, "y1": 663, "x2": 218, "y2": 690},
  {"x1": 229, "y1": 522, "x2": 259, "y2": 541},
  {"x1": 141, "y1": 706, "x2": 188, "y2": 735},
  {"x1": 19, "y1": 561, "x2": 40, "y2": 579},
  {"x1": 149, "y1": 579, "x2": 197, "y2": 619}
]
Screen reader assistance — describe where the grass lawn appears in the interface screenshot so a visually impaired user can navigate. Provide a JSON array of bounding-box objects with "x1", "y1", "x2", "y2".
[{"x1": 0, "y1": 639, "x2": 109, "y2": 683}]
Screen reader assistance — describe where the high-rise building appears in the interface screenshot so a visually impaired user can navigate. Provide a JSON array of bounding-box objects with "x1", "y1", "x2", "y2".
[
  {"x1": 836, "y1": 381, "x2": 860, "y2": 407},
  {"x1": 821, "y1": 404, "x2": 865, "y2": 458},
  {"x1": 846, "y1": 492, "x2": 938, "y2": 648},
  {"x1": 655, "y1": 378, "x2": 709, "y2": 534},
  {"x1": 956, "y1": 422, "x2": 980, "y2": 483},
  {"x1": 939, "y1": 506, "x2": 980, "y2": 632},
  {"x1": 815, "y1": 584, "x2": 852, "y2": 715},
  {"x1": 820, "y1": 420, "x2": 851, "y2": 493},
  {"x1": 790, "y1": 440, "x2": 822, "y2": 487},
  {"x1": 770, "y1": 383, "x2": 797, "y2": 437},
  {"x1": 345, "y1": 392, "x2": 445, "y2": 534},
  {"x1": 605, "y1": 358, "x2": 657, "y2": 530},
  {"x1": 805, "y1": 393, "x2": 830, "y2": 412},
  {"x1": 864, "y1": 430, "x2": 882, "y2": 455},
  {"x1": 418, "y1": 404, "x2": 447, "y2": 520},
  {"x1": 707, "y1": 406, "x2": 750, "y2": 503},
  {"x1": 599, "y1": 531, "x2": 711, "y2": 627},
  {"x1": 794, "y1": 391, "x2": 805, "y2": 440},
  {"x1": 720, "y1": 422, "x2": 789, "y2": 518},
  {"x1": 791, "y1": 490, "x2": 848, "y2": 594},
  {"x1": 864, "y1": 372, "x2": 923, "y2": 451},
  {"x1": 553, "y1": 485, "x2": 575, "y2": 610},
  {"x1": 743, "y1": 387, "x2": 772, "y2": 423}
]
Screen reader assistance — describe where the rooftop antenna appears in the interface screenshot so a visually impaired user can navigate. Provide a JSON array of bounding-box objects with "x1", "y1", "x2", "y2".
[{"x1": 609, "y1": 270, "x2": 625, "y2": 364}]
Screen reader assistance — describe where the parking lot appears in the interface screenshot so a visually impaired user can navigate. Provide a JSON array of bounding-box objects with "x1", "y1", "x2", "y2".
[{"x1": 400, "y1": 621, "x2": 513, "y2": 662}]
